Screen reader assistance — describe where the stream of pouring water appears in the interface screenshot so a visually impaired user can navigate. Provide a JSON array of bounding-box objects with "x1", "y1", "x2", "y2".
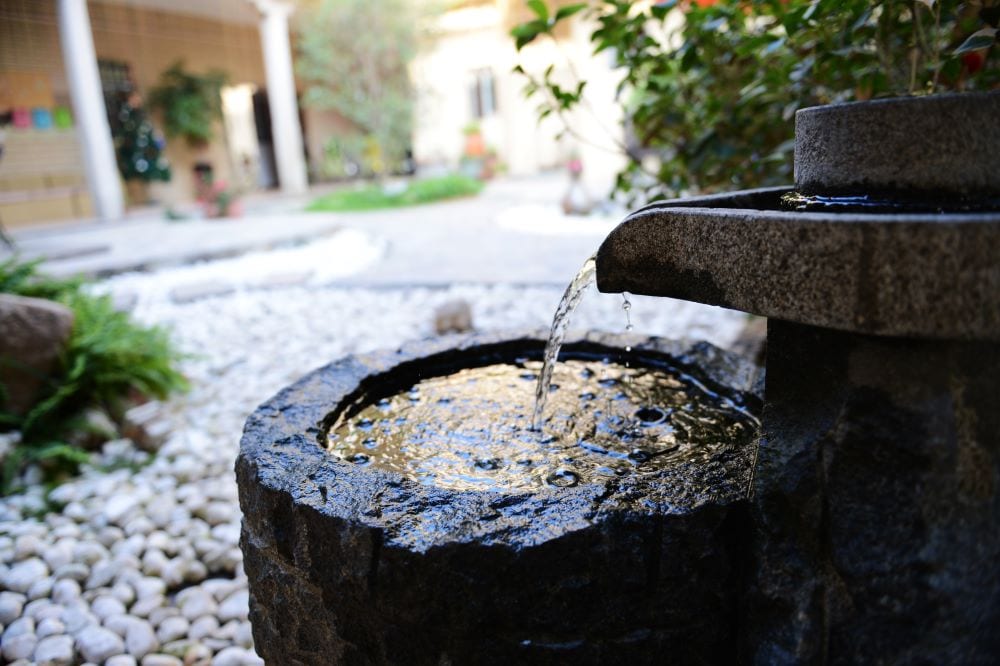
[{"x1": 531, "y1": 254, "x2": 597, "y2": 430}]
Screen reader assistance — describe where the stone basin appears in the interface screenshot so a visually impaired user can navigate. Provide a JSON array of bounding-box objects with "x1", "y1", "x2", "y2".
[{"x1": 237, "y1": 331, "x2": 763, "y2": 665}]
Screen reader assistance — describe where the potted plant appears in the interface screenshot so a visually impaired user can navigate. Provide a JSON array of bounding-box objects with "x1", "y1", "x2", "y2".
[
  {"x1": 147, "y1": 61, "x2": 228, "y2": 147},
  {"x1": 111, "y1": 93, "x2": 171, "y2": 205}
]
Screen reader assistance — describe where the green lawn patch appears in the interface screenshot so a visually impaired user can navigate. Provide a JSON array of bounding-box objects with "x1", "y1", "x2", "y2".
[{"x1": 307, "y1": 174, "x2": 484, "y2": 212}]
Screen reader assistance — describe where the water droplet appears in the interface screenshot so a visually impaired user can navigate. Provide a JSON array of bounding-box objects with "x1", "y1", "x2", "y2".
[
  {"x1": 474, "y1": 458, "x2": 501, "y2": 471},
  {"x1": 516, "y1": 458, "x2": 533, "y2": 466},
  {"x1": 579, "y1": 391, "x2": 596, "y2": 400},
  {"x1": 394, "y1": 417, "x2": 407, "y2": 425},
  {"x1": 362, "y1": 438, "x2": 378, "y2": 449},
  {"x1": 346, "y1": 453, "x2": 370, "y2": 465},
  {"x1": 546, "y1": 469, "x2": 580, "y2": 488},
  {"x1": 357, "y1": 419, "x2": 374, "y2": 431},
  {"x1": 628, "y1": 449, "x2": 651, "y2": 463},
  {"x1": 376, "y1": 398, "x2": 391, "y2": 409},
  {"x1": 519, "y1": 372, "x2": 537, "y2": 381},
  {"x1": 548, "y1": 383, "x2": 560, "y2": 392},
  {"x1": 635, "y1": 407, "x2": 667, "y2": 425},
  {"x1": 625, "y1": 345, "x2": 632, "y2": 353},
  {"x1": 580, "y1": 367, "x2": 595, "y2": 379}
]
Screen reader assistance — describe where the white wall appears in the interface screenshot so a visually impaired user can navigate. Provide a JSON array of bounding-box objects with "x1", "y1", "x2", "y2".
[{"x1": 411, "y1": 4, "x2": 627, "y2": 197}]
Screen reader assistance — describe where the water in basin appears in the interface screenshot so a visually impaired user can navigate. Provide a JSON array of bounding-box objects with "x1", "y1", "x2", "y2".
[{"x1": 325, "y1": 353, "x2": 758, "y2": 491}]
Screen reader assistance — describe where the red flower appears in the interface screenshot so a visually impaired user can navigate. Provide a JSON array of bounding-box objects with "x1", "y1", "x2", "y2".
[{"x1": 962, "y1": 51, "x2": 985, "y2": 74}]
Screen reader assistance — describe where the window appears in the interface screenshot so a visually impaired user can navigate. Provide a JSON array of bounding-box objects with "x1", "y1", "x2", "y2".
[{"x1": 470, "y1": 68, "x2": 496, "y2": 119}]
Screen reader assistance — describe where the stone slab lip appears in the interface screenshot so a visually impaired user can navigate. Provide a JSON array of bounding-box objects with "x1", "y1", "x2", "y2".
[
  {"x1": 237, "y1": 330, "x2": 762, "y2": 554},
  {"x1": 794, "y1": 91, "x2": 1000, "y2": 197},
  {"x1": 595, "y1": 187, "x2": 1000, "y2": 341}
]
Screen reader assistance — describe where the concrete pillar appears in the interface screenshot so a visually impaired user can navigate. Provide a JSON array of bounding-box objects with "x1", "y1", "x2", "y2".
[
  {"x1": 253, "y1": 0, "x2": 308, "y2": 195},
  {"x1": 58, "y1": 0, "x2": 124, "y2": 221}
]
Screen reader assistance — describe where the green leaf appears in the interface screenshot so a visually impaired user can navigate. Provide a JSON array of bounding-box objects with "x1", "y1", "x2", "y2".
[
  {"x1": 527, "y1": 0, "x2": 549, "y2": 22},
  {"x1": 651, "y1": 1, "x2": 678, "y2": 20},
  {"x1": 555, "y1": 3, "x2": 587, "y2": 21},
  {"x1": 954, "y1": 28, "x2": 997, "y2": 55},
  {"x1": 511, "y1": 20, "x2": 547, "y2": 50}
]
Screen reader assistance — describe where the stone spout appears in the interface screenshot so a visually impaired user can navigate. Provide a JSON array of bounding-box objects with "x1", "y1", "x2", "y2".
[{"x1": 594, "y1": 187, "x2": 1000, "y2": 341}]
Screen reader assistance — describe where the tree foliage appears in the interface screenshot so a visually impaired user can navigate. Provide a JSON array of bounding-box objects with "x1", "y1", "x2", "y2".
[
  {"x1": 513, "y1": 0, "x2": 1000, "y2": 203},
  {"x1": 296, "y1": 0, "x2": 421, "y2": 177}
]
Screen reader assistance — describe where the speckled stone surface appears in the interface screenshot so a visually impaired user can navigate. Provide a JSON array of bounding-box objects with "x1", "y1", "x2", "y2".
[
  {"x1": 795, "y1": 91, "x2": 1000, "y2": 198},
  {"x1": 744, "y1": 320, "x2": 1000, "y2": 665},
  {"x1": 237, "y1": 331, "x2": 763, "y2": 665},
  {"x1": 595, "y1": 188, "x2": 1000, "y2": 340}
]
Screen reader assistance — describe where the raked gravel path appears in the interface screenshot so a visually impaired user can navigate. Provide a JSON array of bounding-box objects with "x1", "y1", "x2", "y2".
[{"x1": 0, "y1": 245, "x2": 747, "y2": 665}]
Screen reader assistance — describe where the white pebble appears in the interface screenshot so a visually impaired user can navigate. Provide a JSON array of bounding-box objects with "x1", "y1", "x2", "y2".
[
  {"x1": 2, "y1": 633, "x2": 38, "y2": 661},
  {"x1": 211, "y1": 646, "x2": 264, "y2": 666},
  {"x1": 107, "y1": 655, "x2": 138, "y2": 666},
  {"x1": 217, "y1": 589, "x2": 249, "y2": 622},
  {"x1": 235, "y1": 621, "x2": 253, "y2": 649},
  {"x1": 92, "y1": 595, "x2": 127, "y2": 620},
  {"x1": 133, "y1": 577, "x2": 166, "y2": 600},
  {"x1": 183, "y1": 642, "x2": 213, "y2": 665},
  {"x1": 188, "y1": 615, "x2": 218, "y2": 641},
  {"x1": 35, "y1": 604, "x2": 65, "y2": 622},
  {"x1": 130, "y1": 595, "x2": 165, "y2": 619},
  {"x1": 102, "y1": 494, "x2": 139, "y2": 524},
  {"x1": 27, "y1": 576, "x2": 53, "y2": 600},
  {"x1": 36, "y1": 616, "x2": 65, "y2": 638},
  {"x1": 156, "y1": 615, "x2": 189, "y2": 643},
  {"x1": 13, "y1": 534, "x2": 42, "y2": 560},
  {"x1": 75, "y1": 625, "x2": 126, "y2": 662},
  {"x1": 86, "y1": 560, "x2": 118, "y2": 590},
  {"x1": 125, "y1": 619, "x2": 159, "y2": 658},
  {"x1": 111, "y1": 581, "x2": 136, "y2": 605},
  {"x1": 61, "y1": 605, "x2": 98, "y2": 635},
  {"x1": 51, "y1": 579, "x2": 81, "y2": 605},
  {"x1": 0, "y1": 590, "x2": 25, "y2": 624},
  {"x1": 73, "y1": 543, "x2": 107, "y2": 566},
  {"x1": 3, "y1": 558, "x2": 49, "y2": 593},
  {"x1": 52, "y1": 563, "x2": 89, "y2": 582},
  {"x1": 103, "y1": 614, "x2": 134, "y2": 637},
  {"x1": 43, "y1": 540, "x2": 75, "y2": 570},
  {"x1": 141, "y1": 655, "x2": 183, "y2": 666},
  {"x1": 4, "y1": 615, "x2": 34, "y2": 638},
  {"x1": 33, "y1": 634, "x2": 74, "y2": 666}
]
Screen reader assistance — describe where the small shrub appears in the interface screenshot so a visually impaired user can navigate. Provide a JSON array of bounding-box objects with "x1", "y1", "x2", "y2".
[
  {"x1": 1, "y1": 258, "x2": 187, "y2": 491},
  {"x1": 513, "y1": 0, "x2": 1000, "y2": 204}
]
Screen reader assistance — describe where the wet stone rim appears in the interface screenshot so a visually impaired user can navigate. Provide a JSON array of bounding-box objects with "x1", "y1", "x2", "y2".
[{"x1": 237, "y1": 330, "x2": 763, "y2": 553}]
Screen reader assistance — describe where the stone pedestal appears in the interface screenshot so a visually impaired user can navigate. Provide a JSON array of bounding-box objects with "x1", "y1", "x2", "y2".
[
  {"x1": 746, "y1": 320, "x2": 1000, "y2": 664},
  {"x1": 594, "y1": 183, "x2": 1000, "y2": 663}
]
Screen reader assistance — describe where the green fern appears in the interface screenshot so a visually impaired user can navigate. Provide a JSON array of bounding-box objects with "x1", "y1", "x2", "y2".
[{"x1": 1, "y1": 257, "x2": 187, "y2": 492}]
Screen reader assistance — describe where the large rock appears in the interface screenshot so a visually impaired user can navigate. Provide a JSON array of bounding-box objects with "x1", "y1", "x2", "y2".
[
  {"x1": 238, "y1": 332, "x2": 763, "y2": 665},
  {"x1": 0, "y1": 294, "x2": 74, "y2": 416}
]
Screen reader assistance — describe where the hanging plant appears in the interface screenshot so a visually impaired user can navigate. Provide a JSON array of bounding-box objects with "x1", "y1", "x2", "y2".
[{"x1": 147, "y1": 61, "x2": 228, "y2": 146}]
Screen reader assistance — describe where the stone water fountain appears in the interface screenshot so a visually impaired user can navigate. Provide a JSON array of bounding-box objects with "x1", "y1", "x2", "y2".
[{"x1": 238, "y1": 92, "x2": 999, "y2": 665}]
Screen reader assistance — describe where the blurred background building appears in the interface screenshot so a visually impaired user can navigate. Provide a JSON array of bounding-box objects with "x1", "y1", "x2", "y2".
[{"x1": 0, "y1": 0, "x2": 622, "y2": 228}]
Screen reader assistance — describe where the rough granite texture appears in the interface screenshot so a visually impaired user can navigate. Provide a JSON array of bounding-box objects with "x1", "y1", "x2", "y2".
[
  {"x1": 595, "y1": 188, "x2": 1000, "y2": 341},
  {"x1": 237, "y1": 331, "x2": 763, "y2": 665},
  {"x1": 795, "y1": 91, "x2": 1000, "y2": 198},
  {"x1": 744, "y1": 320, "x2": 1000, "y2": 665}
]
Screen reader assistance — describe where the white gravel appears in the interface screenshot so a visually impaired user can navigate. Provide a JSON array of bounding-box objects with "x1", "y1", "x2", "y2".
[{"x1": 0, "y1": 240, "x2": 747, "y2": 663}]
